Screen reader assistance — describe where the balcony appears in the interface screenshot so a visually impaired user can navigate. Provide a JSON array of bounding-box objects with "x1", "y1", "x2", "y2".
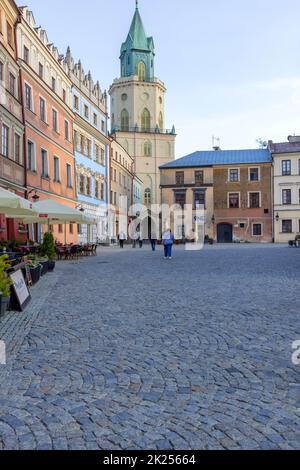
[{"x1": 111, "y1": 125, "x2": 176, "y2": 135}]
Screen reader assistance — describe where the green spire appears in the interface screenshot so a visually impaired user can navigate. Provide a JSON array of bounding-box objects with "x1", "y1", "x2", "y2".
[{"x1": 120, "y1": 2, "x2": 155, "y2": 80}]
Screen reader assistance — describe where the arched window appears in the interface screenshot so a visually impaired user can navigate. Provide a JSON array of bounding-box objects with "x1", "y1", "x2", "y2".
[
  {"x1": 144, "y1": 141, "x2": 152, "y2": 157},
  {"x1": 158, "y1": 112, "x2": 164, "y2": 131},
  {"x1": 121, "y1": 109, "x2": 129, "y2": 131},
  {"x1": 141, "y1": 108, "x2": 151, "y2": 132},
  {"x1": 144, "y1": 188, "x2": 151, "y2": 205},
  {"x1": 138, "y1": 61, "x2": 146, "y2": 81}
]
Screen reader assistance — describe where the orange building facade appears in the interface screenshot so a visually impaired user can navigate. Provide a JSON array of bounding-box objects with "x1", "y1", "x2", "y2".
[
  {"x1": 15, "y1": 7, "x2": 78, "y2": 244},
  {"x1": 0, "y1": 0, "x2": 26, "y2": 241}
]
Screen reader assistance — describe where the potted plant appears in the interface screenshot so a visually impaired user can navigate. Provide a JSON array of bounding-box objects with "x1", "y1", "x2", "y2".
[
  {"x1": 0, "y1": 254, "x2": 13, "y2": 317},
  {"x1": 28, "y1": 256, "x2": 42, "y2": 285},
  {"x1": 40, "y1": 232, "x2": 56, "y2": 272}
]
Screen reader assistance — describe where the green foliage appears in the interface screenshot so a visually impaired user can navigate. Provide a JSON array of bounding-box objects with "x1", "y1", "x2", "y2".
[
  {"x1": 40, "y1": 232, "x2": 56, "y2": 261},
  {"x1": 0, "y1": 255, "x2": 13, "y2": 298}
]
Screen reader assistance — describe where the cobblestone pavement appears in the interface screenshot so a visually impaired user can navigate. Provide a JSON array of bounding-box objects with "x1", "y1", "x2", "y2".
[{"x1": 0, "y1": 244, "x2": 299, "y2": 450}]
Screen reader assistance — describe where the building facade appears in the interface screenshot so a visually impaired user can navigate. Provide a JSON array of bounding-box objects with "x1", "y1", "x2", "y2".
[
  {"x1": 0, "y1": 0, "x2": 26, "y2": 241},
  {"x1": 65, "y1": 48, "x2": 109, "y2": 243},
  {"x1": 269, "y1": 136, "x2": 300, "y2": 243},
  {"x1": 16, "y1": 7, "x2": 77, "y2": 244},
  {"x1": 160, "y1": 163, "x2": 214, "y2": 240},
  {"x1": 160, "y1": 149, "x2": 273, "y2": 243},
  {"x1": 109, "y1": 3, "x2": 176, "y2": 213},
  {"x1": 109, "y1": 137, "x2": 135, "y2": 240}
]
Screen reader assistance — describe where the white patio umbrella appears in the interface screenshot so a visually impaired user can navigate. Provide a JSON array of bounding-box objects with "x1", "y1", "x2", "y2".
[
  {"x1": 8, "y1": 199, "x2": 97, "y2": 244},
  {"x1": 0, "y1": 187, "x2": 38, "y2": 216}
]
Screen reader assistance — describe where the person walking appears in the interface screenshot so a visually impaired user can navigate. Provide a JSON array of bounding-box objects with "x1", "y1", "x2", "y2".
[
  {"x1": 119, "y1": 231, "x2": 126, "y2": 249},
  {"x1": 162, "y1": 229, "x2": 175, "y2": 259},
  {"x1": 138, "y1": 234, "x2": 143, "y2": 248},
  {"x1": 150, "y1": 232, "x2": 157, "y2": 252}
]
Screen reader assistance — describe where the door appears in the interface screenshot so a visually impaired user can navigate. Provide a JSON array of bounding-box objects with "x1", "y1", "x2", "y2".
[{"x1": 217, "y1": 223, "x2": 233, "y2": 243}]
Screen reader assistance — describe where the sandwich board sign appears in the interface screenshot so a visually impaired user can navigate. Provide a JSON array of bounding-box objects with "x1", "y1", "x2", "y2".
[{"x1": 9, "y1": 270, "x2": 31, "y2": 311}]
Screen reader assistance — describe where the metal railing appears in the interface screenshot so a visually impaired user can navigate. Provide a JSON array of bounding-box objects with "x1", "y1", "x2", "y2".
[{"x1": 111, "y1": 126, "x2": 175, "y2": 135}]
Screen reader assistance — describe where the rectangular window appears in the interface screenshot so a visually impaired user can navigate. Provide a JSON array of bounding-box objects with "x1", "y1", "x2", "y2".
[
  {"x1": 27, "y1": 140, "x2": 35, "y2": 171},
  {"x1": 282, "y1": 189, "x2": 292, "y2": 205},
  {"x1": 38, "y1": 62, "x2": 43, "y2": 79},
  {"x1": 282, "y1": 220, "x2": 292, "y2": 233},
  {"x1": 69, "y1": 224, "x2": 73, "y2": 234},
  {"x1": 174, "y1": 192, "x2": 186, "y2": 208},
  {"x1": 40, "y1": 97, "x2": 46, "y2": 122},
  {"x1": 79, "y1": 174, "x2": 85, "y2": 193},
  {"x1": 41, "y1": 149, "x2": 49, "y2": 178},
  {"x1": 229, "y1": 192, "x2": 240, "y2": 208},
  {"x1": 1, "y1": 124, "x2": 9, "y2": 157},
  {"x1": 86, "y1": 177, "x2": 91, "y2": 196},
  {"x1": 7, "y1": 22, "x2": 13, "y2": 47},
  {"x1": 84, "y1": 105, "x2": 89, "y2": 118},
  {"x1": 101, "y1": 120, "x2": 105, "y2": 132},
  {"x1": 23, "y1": 45, "x2": 29, "y2": 64},
  {"x1": 194, "y1": 190, "x2": 205, "y2": 209},
  {"x1": 74, "y1": 95, "x2": 79, "y2": 110},
  {"x1": 0, "y1": 62, "x2": 3, "y2": 82},
  {"x1": 249, "y1": 167, "x2": 259, "y2": 181},
  {"x1": 101, "y1": 148, "x2": 105, "y2": 165},
  {"x1": 195, "y1": 170, "x2": 204, "y2": 185},
  {"x1": 66, "y1": 164, "x2": 72, "y2": 188},
  {"x1": 175, "y1": 171, "x2": 184, "y2": 185},
  {"x1": 52, "y1": 109, "x2": 58, "y2": 132},
  {"x1": 87, "y1": 140, "x2": 91, "y2": 157},
  {"x1": 14, "y1": 133, "x2": 21, "y2": 163},
  {"x1": 93, "y1": 113, "x2": 98, "y2": 126},
  {"x1": 52, "y1": 77, "x2": 56, "y2": 91},
  {"x1": 101, "y1": 183, "x2": 104, "y2": 200},
  {"x1": 77, "y1": 224, "x2": 82, "y2": 235},
  {"x1": 58, "y1": 224, "x2": 63, "y2": 234},
  {"x1": 229, "y1": 168, "x2": 239, "y2": 182},
  {"x1": 95, "y1": 144, "x2": 99, "y2": 162},
  {"x1": 282, "y1": 160, "x2": 291, "y2": 176},
  {"x1": 253, "y1": 223, "x2": 262, "y2": 236},
  {"x1": 25, "y1": 84, "x2": 32, "y2": 110},
  {"x1": 64, "y1": 120, "x2": 69, "y2": 140},
  {"x1": 9, "y1": 73, "x2": 15, "y2": 96},
  {"x1": 53, "y1": 156, "x2": 60, "y2": 182},
  {"x1": 62, "y1": 89, "x2": 66, "y2": 103},
  {"x1": 95, "y1": 180, "x2": 99, "y2": 199},
  {"x1": 249, "y1": 192, "x2": 260, "y2": 208},
  {"x1": 81, "y1": 135, "x2": 85, "y2": 153}
]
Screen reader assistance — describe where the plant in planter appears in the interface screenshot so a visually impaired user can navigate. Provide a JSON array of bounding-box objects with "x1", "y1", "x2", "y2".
[
  {"x1": 28, "y1": 256, "x2": 42, "y2": 285},
  {"x1": 40, "y1": 232, "x2": 56, "y2": 272},
  {"x1": 0, "y1": 255, "x2": 13, "y2": 317}
]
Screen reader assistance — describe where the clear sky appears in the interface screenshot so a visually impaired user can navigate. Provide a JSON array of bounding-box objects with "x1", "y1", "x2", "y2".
[{"x1": 18, "y1": 0, "x2": 300, "y2": 158}]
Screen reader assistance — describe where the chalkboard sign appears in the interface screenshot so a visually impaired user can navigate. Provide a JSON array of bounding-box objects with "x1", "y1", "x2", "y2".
[{"x1": 9, "y1": 269, "x2": 31, "y2": 312}]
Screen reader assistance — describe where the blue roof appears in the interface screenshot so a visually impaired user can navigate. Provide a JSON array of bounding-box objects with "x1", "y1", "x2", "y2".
[{"x1": 160, "y1": 149, "x2": 272, "y2": 169}]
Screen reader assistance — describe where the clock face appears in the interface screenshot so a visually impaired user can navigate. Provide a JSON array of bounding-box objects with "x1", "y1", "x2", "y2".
[
  {"x1": 121, "y1": 93, "x2": 128, "y2": 101},
  {"x1": 142, "y1": 92, "x2": 149, "y2": 101}
]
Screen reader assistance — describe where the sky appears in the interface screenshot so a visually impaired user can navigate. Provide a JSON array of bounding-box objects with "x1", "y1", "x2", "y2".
[{"x1": 18, "y1": 0, "x2": 300, "y2": 158}]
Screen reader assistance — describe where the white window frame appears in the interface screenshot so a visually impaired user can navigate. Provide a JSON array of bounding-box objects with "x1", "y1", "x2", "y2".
[
  {"x1": 24, "y1": 81, "x2": 34, "y2": 112},
  {"x1": 248, "y1": 167, "x2": 260, "y2": 182},
  {"x1": 52, "y1": 107, "x2": 59, "y2": 133},
  {"x1": 252, "y1": 222, "x2": 263, "y2": 237},
  {"x1": 41, "y1": 148, "x2": 49, "y2": 178},
  {"x1": 248, "y1": 191, "x2": 261, "y2": 208},
  {"x1": 66, "y1": 163, "x2": 72, "y2": 188},
  {"x1": 282, "y1": 187, "x2": 292, "y2": 205},
  {"x1": 14, "y1": 131, "x2": 22, "y2": 164},
  {"x1": 227, "y1": 191, "x2": 240, "y2": 209},
  {"x1": 27, "y1": 139, "x2": 36, "y2": 172},
  {"x1": 1, "y1": 122, "x2": 10, "y2": 157},
  {"x1": 53, "y1": 155, "x2": 61, "y2": 183},
  {"x1": 228, "y1": 168, "x2": 240, "y2": 182},
  {"x1": 64, "y1": 119, "x2": 70, "y2": 141},
  {"x1": 39, "y1": 94, "x2": 47, "y2": 123}
]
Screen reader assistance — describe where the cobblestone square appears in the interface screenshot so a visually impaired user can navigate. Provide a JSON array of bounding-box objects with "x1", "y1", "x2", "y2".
[{"x1": 0, "y1": 244, "x2": 299, "y2": 450}]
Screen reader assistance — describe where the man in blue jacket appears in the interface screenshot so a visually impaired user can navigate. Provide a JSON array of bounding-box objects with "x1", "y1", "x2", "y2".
[{"x1": 162, "y1": 229, "x2": 175, "y2": 259}]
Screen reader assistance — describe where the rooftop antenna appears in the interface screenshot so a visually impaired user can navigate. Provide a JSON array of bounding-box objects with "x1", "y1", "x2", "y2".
[{"x1": 212, "y1": 135, "x2": 221, "y2": 151}]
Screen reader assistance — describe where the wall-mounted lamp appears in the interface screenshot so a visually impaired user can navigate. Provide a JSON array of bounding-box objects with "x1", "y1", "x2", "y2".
[
  {"x1": 275, "y1": 213, "x2": 280, "y2": 222},
  {"x1": 211, "y1": 214, "x2": 215, "y2": 224},
  {"x1": 27, "y1": 189, "x2": 40, "y2": 202}
]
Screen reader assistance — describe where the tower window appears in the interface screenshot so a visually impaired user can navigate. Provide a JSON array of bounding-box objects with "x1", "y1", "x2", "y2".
[
  {"x1": 144, "y1": 188, "x2": 151, "y2": 205},
  {"x1": 138, "y1": 61, "x2": 146, "y2": 81},
  {"x1": 144, "y1": 141, "x2": 152, "y2": 157},
  {"x1": 141, "y1": 108, "x2": 151, "y2": 132},
  {"x1": 121, "y1": 109, "x2": 129, "y2": 131},
  {"x1": 158, "y1": 112, "x2": 164, "y2": 131}
]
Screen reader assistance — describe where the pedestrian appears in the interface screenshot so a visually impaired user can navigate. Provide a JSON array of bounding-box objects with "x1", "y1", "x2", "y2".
[
  {"x1": 162, "y1": 229, "x2": 174, "y2": 259},
  {"x1": 150, "y1": 232, "x2": 157, "y2": 252},
  {"x1": 119, "y1": 231, "x2": 126, "y2": 248},
  {"x1": 138, "y1": 235, "x2": 143, "y2": 248}
]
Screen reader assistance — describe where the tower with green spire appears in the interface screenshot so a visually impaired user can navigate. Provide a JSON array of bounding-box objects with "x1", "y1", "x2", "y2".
[
  {"x1": 109, "y1": 1, "x2": 176, "y2": 208},
  {"x1": 120, "y1": 2, "x2": 155, "y2": 81}
]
